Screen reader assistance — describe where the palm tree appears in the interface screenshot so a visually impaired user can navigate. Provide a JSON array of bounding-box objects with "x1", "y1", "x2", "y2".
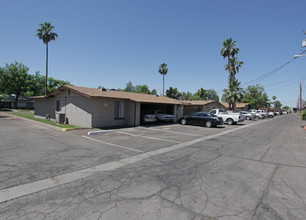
[
  {"x1": 158, "y1": 63, "x2": 168, "y2": 96},
  {"x1": 225, "y1": 57, "x2": 244, "y2": 79},
  {"x1": 272, "y1": 96, "x2": 277, "y2": 112},
  {"x1": 220, "y1": 38, "x2": 239, "y2": 88},
  {"x1": 222, "y1": 79, "x2": 244, "y2": 111},
  {"x1": 36, "y1": 22, "x2": 58, "y2": 96}
]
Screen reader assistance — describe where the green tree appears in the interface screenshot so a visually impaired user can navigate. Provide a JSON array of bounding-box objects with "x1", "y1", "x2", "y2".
[
  {"x1": 242, "y1": 84, "x2": 270, "y2": 109},
  {"x1": 26, "y1": 71, "x2": 45, "y2": 96},
  {"x1": 194, "y1": 88, "x2": 207, "y2": 100},
  {"x1": 124, "y1": 81, "x2": 136, "y2": 92},
  {"x1": 206, "y1": 89, "x2": 219, "y2": 101},
  {"x1": 222, "y1": 79, "x2": 244, "y2": 111},
  {"x1": 282, "y1": 106, "x2": 290, "y2": 111},
  {"x1": 150, "y1": 89, "x2": 157, "y2": 95},
  {"x1": 135, "y1": 85, "x2": 151, "y2": 94},
  {"x1": 47, "y1": 77, "x2": 72, "y2": 93},
  {"x1": 166, "y1": 87, "x2": 180, "y2": 99},
  {"x1": 0, "y1": 62, "x2": 30, "y2": 108},
  {"x1": 180, "y1": 91, "x2": 193, "y2": 100},
  {"x1": 220, "y1": 38, "x2": 240, "y2": 88},
  {"x1": 158, "y1": 63, "x2": 168, "y2": 96},
  {"x1": 274, "y1": 100, "x2": 282, "y2": 110},
  {"x1": 36, "y1": 22, "x2": 58, "y2": 96}
]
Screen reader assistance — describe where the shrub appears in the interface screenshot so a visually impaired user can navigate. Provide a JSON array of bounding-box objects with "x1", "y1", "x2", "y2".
[{"x1": 302, "y1": 110, "x2": 306, "y2": 120}]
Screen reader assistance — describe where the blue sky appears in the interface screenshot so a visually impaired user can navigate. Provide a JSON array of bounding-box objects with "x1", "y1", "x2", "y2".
[{"x1": 1, "y1": 0, "x2": 306, "y2": 107}]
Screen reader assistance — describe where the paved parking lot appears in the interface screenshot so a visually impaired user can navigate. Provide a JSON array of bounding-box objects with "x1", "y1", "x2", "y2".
[
  {"x1": 1, "y1": 113, "x2": 306, "y2": 219},
  {"x1": 0, "y1": 115, "x2": 262, "y2": 193}
]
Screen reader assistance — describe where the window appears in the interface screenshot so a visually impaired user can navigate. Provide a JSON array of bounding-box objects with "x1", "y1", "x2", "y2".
[
  {"x1": 114, "y1": 101, "x2": 124, "y2": 119},
  {"x1": 210, "y1": 110, "x2": 216, "y2": 114},
  {"x1": 56, "y1": 100, "x2": 61, "y2": 111}
]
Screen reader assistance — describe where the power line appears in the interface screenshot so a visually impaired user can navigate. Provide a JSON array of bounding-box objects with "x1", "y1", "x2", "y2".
[
  {"x1": 241, "y1": 51, "x2": 306, "y2": 86},
  {"x1": 262, "y1": 74, "x2": 306, "y2": 88}
]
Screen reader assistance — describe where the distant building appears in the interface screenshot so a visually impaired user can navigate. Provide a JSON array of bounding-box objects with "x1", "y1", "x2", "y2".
[
  {"x1": 0, "y1": 96, "x2": 34, "y2": 109},
  {"x1": 220, "y1": 102, "x2": 249, "y2": 111}
]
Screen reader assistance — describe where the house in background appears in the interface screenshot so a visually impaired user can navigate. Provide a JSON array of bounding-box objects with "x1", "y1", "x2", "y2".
[
  {"x1": 0, "y1": 96, "x2": 34, "y2": 109},
  {"x1": 182, "y1": 100, "x2": 225, "y2": 115},
  {"x1": 33, "y1": 85, "x2": 183, "y2": 128},
  {"x1": 220, "y1": 102, "x2": 249, "y2": 112}
]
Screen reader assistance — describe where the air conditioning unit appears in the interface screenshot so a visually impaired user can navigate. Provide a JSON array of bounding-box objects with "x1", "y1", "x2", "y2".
[{"x1": 56, "y1": 113, "x2": 65, "y2": 124}]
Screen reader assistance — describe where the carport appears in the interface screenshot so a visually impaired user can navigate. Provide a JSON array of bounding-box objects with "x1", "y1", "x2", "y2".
[{"x1": 140, "y1": 103, "x2": 176, "y2": 124}]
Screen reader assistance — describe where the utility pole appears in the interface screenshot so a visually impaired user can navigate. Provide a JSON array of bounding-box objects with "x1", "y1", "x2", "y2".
[{"x1": 300, "y1": 83, "x2": 302, "y2": 113}]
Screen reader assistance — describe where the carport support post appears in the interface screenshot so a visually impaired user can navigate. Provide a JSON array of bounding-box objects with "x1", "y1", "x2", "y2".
[{"x1": 134, "y1": 102, "x2": 137, "y2": 127}]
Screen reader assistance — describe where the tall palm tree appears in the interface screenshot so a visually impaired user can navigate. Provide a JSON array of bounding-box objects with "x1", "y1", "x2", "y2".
[
  {"x1": 36, "y1": 22, "x2": 58, "y2": 96},
  {"x1": 225, "y1": 57, "x2": 244, "y2": 79},
  {"x1": 272, "y1": 96, "x2": 277, "y2": 112},
  {"x1": 222, "y1": 79, "x2": 244, "y2": 111},
  {"x1": 158, "y1": 63, "x2": 168, "y2": 96},
  {"x1": 220, "y1": 38, "x2": 239, "y2": 88}
]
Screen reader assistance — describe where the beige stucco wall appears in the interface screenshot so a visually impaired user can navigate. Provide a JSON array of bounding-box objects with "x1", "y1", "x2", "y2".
[
  {"x1": 34, "y1": 97, "x2": 56, "y2": 119},
  {"x1": 176, "y1": 104, "x2": 184, "y2": 120},
  {"x1": 56, "y1": 91, "x2": 93, "y2": 127},
  {"x1": 91, "y1": 98, "x2": 140, "y2": 128},
  {"x1": 34, "y1": 90, "x2": 93, "y2": 127}
]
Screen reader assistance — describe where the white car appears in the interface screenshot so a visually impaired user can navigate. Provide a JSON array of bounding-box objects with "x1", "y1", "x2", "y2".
[
  {"x1": 153, "y1": 110, "x2": 175, "y2": 122},
  {"x1": 143, "y1": 113, "x2": 157, "y2": 123},
  {"x1": 249, "y1": 109, "x2": 264, "y2": 119}
]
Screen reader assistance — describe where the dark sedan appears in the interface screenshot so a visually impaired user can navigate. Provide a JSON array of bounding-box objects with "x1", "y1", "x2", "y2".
[{"x1": 179, "y1": 112, "x2": 223, "y2": 128}]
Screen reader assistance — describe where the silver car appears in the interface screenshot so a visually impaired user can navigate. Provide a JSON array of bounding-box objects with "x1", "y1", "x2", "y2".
[{"x1": 240, "y1": 111, "x2": 256, "y2": 120}]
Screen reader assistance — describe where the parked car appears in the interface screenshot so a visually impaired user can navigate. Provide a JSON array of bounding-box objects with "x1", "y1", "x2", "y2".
[
  {"x1": 153, "y1": 110, "x2": 175, "y2": 122},
  {"x1": 209, "y1": 109, "x2": 244, "y2": 125},
  {"x1": 142, "y1": 112, "x2": 157, "y2": 123},
  {"x1": 268, "y1": 112, "x2": 274, "y2": 118},
  {"x1": 257, "y1": 110, "x2": 268, "y2": 118},
  {"x1": 180, "y1": 112, "x2": 223, "y2": 128},
  {"x1": 249, "y1": 109, "x2": 264, "y2": 119},
  {"x1": 240, "y1": 111, "x2": 255, "y2": 120}
]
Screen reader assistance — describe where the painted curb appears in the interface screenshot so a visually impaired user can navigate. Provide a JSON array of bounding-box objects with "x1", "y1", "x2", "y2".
[
  {"x1": 88, "y1": 130, "x2": 114, "y2": 135},
  {"x1": 60, "y1": 128, "x2": 76, "y2": 131}
]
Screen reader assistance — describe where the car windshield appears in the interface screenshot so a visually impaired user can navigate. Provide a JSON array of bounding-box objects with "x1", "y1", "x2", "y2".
[{"x1": 156, "y1": 110, "x2": 166, "y2": 114}]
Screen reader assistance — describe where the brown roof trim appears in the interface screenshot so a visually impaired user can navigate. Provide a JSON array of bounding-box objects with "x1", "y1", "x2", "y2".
[
  {"x1": 42, "y1": 85, "x2": 181, "y2": 105},
  {"x1": 182, "y1": 100, "x2": 224, "y2": 106},
  {"x1": 48, "y1": 85, "x2": 92, "y2": 98}
]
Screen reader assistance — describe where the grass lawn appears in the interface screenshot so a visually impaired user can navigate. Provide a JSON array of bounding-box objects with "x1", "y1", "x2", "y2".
[
  {"x1": 9, "y1": 112, "x2": 80, "y2": 129},
  {"x1": 0, "y1": 108, "x2": 12, "y2": 111}
]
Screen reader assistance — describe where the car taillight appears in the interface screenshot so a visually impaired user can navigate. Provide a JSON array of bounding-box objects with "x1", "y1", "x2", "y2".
[
  {"x1": 238, "y1": 116, "x2": 240, "y2": 119},
  {"x1": 145, "y1": 116, "x2": 149, "y2": 119}
]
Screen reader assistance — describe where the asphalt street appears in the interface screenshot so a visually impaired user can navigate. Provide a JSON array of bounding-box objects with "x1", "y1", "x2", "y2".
[{"x1": 0, "y1": 113, "x2": 305, "y2": 220}]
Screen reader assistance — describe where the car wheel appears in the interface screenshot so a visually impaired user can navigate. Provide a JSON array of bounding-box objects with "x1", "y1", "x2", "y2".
[
  {"x1": 205, "y1": 121, "x2": 212, "y2": 128},
  {"x1": 246, "y1": 116, "x2": 250, "y2": 120},
  {"x1": 226, "y1": 118, "x2": 234, "y2": 125},
  {"x1": 181, "y1": 119, "x2": 187, "y2": 125}
]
